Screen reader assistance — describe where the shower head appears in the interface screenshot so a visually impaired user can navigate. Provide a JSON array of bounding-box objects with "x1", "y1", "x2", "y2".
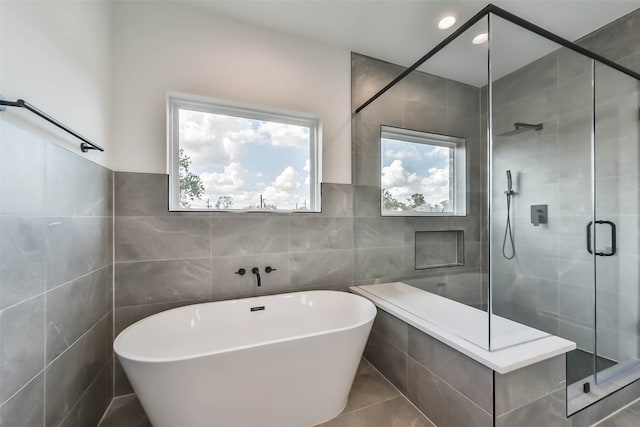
[{"x1": 498, "y1": 122, "x2": 544, "y2": 137}]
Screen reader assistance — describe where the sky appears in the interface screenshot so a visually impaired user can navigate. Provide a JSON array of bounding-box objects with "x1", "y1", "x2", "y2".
[
  {"x1": 381, "y1": 137, "x2": 452, "y2": 210},
  {"x1": 179, "y1": 109, "x2": 311, "y2": 210}
]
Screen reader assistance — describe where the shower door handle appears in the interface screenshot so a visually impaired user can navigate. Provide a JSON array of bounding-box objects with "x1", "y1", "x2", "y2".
[{"x1": 587, "y1": 220, "x2": 617, "y2": 256}]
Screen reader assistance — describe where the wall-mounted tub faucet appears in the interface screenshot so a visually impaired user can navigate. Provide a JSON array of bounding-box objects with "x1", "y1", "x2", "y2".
[{"x1": 251, "y1": 267, "x2": 261, "y2": 287}]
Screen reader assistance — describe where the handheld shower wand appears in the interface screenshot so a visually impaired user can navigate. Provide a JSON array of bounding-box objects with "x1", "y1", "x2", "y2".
[{"x1": 502, "y1": 170, "x2": 515, "y2": 259}]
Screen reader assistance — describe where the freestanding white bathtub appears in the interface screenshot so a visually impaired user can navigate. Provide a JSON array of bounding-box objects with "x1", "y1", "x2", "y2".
[{"x1": 114, "y1": 290, "x2": 376, "y2": 427}]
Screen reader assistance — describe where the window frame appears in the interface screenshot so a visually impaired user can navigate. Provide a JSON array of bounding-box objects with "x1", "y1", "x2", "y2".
[
  {"x1": 167, "y1": 92, "x2": 322, "y2": 212},
  {"x1": 380, "y1": 125, "x2": 466, "y2": 217}
]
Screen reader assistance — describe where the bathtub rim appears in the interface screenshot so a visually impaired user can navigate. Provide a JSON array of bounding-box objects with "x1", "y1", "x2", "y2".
[{"x1": 114, "y1": 290, "x2": 376, "y2": 364}]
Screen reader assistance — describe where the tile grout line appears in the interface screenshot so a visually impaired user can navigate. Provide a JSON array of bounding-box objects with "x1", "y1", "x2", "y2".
[
  {"x1": 0, "y1": 368, "x2": 43, "y2": 411},
  {"x1": 56, "y1": 358, "x2": 111, "y2": 427},
  {"x1": 591, "y1": 396, "x2": 640, "y2": 426},
  {"x1": 0, "y1": 263, "x2": 113, "y2": 316},
  {"x1": 45, "y1": 311, "x2": 110, "y2": 370},
  {"x1": 363, "y1": 357, "x2": 437, "y2": 426},
  {"x1": 408, "y1": 353, "x2": 493, "y2": 418}
]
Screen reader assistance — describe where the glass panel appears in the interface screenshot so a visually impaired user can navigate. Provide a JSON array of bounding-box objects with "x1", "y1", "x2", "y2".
[
  {"x1": 489, "y1": 14, "x2": 594, "y2": 354},
  {"x1": 352, "y1": 16, "x2": 489, "y2": 349},
  {"x1": 594, "y1": 63, "x2": 640, "y2": 385}
]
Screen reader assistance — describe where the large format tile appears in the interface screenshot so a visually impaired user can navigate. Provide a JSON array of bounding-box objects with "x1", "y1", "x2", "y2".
[
  {"x1": 495, "y1": 354, "x2": 566, "y2": 416},
  {"x1": 45, "y1": 143, "x2": 112, "y2": 217},
  {"x1": 354, "y1": 217, "x2": 404, "y2": 249},
  {"x1": 115, "y1": 216, "x2": 210, "y2": 262},
  {"x1": 115, "y1": 259, "x2": 211, "y2": 307},
  {"x1": 211, "y1": 217, "x2": 289, "y2": 257},
  {"x1": 212, "y1": 253, "x2": 290, "y2": 299},
  {"x1": 290, "y1": 250, "x2": 353, "y2": 289},
  {"x1": 354, "y1": 247, "x2": 403, "y2": 282},
  {"x1": 364, "y1": 330, "x2": 407, "y2": 394},
  {"x1": 596, "y1": 409, "x2": 640, "y2": 427},
  {"x1": 372, "y1": 309, "x2": 408, "y2": 352},
  {"x1": 46, "y1": 265, "x2": 112, "y2": 363},
  {"x1": 45, "y1": 216, "x2": 111, "y2": 288},
  {"x1": 0, "y1": 216, "x2": 45, "y2": 309},
  {"x1": 0, "y1": 295, "x2": 45, "y2": 403},
  {"x1": 351, "y1": 52, "x2": 405, "y2": 111},
  {"x1": 98, "y1": 395, "x2": 151, "y2": 427},
  {"x1": 321, "y1": 396, "x2": 434, "y2": 427},
  {"x1": 0, "y1": 373, "x2": 44, "y2": 427},
  {"x1": 408, "y1": 326, "x2": 493, "y2": 413},
  {"x1": 290, "y1": 217, "x2": 352, "y2": 252},
  {"x1": 407, "y1": 358, "x2": 492, "y2": 427},
  {"x1": 320, "y1": 183, "x2": 352, "y2": 217},
  {"x1": 352, "y1": 185, "x2": 380, "y2": 218},
  {"x1": 342, "y1": 362, "x2": 399, "y2": 414},
  {"x1": 115, "y1": 172, "x2": 169, "y2": 216},
  {"x1": 495, "y1": 389, "x2": 568, "y2": 427},
  {"x1": 45, "y1": 315, "x2": 111, "y2": 427},
  {"x1": 58, "y1": 361, "x2": 112, "y2": 427}
]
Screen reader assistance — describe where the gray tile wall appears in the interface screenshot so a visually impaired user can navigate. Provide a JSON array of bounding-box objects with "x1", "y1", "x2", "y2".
[
  {"x1": 491, "y1": 8, "x2": 640, "y2": 364},
  {"x1": 0, "y1": 116, "x2": 113, "y2": 427},
  {"x1": 112, "y1": 172, "x2": 355, "y2": 396},
  {"x1": 351, "y1": 53, "x2": 487, "y2": 309},
  {"x1": 364, "y1": 308, "x2": 494, "y2": 427},
  {"x1": 367, "y1": 306, "x2": 572, "y2": 426},
  {"x1": 494, "y1": 355, "x2": 568, "y2": 426}
]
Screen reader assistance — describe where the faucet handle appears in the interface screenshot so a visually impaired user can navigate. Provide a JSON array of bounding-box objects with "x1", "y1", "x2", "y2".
[
  {"x1": 235, "y1": 268, "x2": 246, "y2": 276},
  {"x1": 265, "y1": 266, "x2": 277, "y2": 273}
]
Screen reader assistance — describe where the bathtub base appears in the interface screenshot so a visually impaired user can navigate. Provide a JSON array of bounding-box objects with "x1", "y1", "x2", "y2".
[{"x1": 121, "y1": 322, "x2": 370, "y2": 427}]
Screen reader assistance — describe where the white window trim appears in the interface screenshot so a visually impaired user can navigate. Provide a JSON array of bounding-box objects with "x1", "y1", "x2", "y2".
[
  {"x1": 167, "y1": 91, "x2": 322, "y2": 212},
  {"x1": 380, "y1": 125, "x2": 466, "y2": 217}
]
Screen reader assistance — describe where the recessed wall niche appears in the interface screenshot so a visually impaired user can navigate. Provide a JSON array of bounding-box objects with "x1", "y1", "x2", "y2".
[{"x1": 415, "y1": 230, "x2": 464, "y2": 269}]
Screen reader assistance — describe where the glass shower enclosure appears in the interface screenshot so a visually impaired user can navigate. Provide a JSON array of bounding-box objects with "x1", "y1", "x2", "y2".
[{"x1": 353, "y1": 4, "x2": 640, "y2": 414}]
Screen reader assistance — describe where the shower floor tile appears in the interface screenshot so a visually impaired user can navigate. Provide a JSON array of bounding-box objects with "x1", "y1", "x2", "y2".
[
  {"x1": 567, "y1": 348, "x2": 618, "y2": 385},
  {"x1": 98, "y1": 358, "x2": 434, "y2": 427},
  {"x1": 594, "y1": 397, "x2": 640, "y2": 427}
]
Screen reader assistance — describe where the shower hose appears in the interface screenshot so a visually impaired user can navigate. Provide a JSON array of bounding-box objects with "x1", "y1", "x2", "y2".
[{"x1": 502, "y1": 192, "x2": 515, "y2": 259}]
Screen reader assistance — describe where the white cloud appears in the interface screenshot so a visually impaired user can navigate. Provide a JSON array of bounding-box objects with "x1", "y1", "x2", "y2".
[
  {"x1": 179, "y1": 110, "x2": 252, "y2": 167},
  {"x1": 381, "y1": 159, "x2": 450, "y2": 206},
  {"x1": 384, "y1": 149, "x2": 416, "y2": 160},
  {"x1": 304, "y1": 159, "x2": 310, "y2": 185},
  {"x1": 381, "y1": 159, "x2": 420, "y2": 188},
  {"x1": 273, "y1": 166, "x2": 301, "y2": 191},
  {"x1": 258, "y1": 121, "x2": 309, "y2": 147},
  {"x1": 200, "y1": 162, "x2": 251, "y2": 194}
]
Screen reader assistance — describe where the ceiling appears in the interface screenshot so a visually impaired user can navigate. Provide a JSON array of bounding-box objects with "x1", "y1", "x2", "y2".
[{"x1": 185, "y1": 0, "x2": 640, "y2": 87}]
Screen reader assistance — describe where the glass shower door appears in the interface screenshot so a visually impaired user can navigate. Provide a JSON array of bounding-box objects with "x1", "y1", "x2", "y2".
[{"x1": 593, "y1": 61, "x2": 640, "y2": 384}]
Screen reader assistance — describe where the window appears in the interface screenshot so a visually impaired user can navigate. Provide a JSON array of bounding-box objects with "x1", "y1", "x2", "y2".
[
  {"x1": 168, "y1": 93, "x2": 321, "y2": 211},
  {"x1": 380, "y1": 126, "x2": 466, "y2": 216}
]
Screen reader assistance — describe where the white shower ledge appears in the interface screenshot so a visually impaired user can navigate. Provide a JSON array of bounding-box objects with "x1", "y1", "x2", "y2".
[{"x1": 351, "y1": 282, "x2": 575, "y2": 374}]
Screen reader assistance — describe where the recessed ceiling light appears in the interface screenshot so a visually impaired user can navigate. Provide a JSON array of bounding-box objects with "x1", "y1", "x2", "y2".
[
  {"x1": 438, "y1": 15, "x2": 456, "y2": 30},
  {"x1": 472, "y1": 33, "x2": 488, "y2": 44}
]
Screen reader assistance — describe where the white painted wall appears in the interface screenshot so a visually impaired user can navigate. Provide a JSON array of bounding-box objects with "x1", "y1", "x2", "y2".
[
  {"x1": 111, "y1": 2, "x2": 352, "y2": 184},
  {"x1": 0, "y1": 1, "x2": 112, "y2": 167}
]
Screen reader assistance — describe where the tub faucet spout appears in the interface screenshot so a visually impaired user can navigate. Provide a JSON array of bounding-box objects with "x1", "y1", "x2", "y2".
[{"x1": 251, "y1": 267, "x2": 261, "y2": 287}]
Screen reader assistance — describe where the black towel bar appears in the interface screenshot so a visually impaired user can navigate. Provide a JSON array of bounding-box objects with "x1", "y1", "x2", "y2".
[{"x1": 0, "y1": 97, "x2": 104, "y2": 153}]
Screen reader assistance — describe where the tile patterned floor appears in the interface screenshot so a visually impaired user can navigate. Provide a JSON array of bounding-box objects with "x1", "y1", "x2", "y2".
[
  {"x1": 98, "y1": 359, "x2": 434, "y2": 427},
  {"x1": 594, "y1": 399, "x2": 640, "y2": 427}
]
